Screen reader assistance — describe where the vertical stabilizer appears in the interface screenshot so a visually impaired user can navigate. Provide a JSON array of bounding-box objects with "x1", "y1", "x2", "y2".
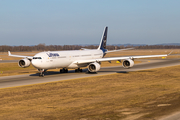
[{"x1": 98, "y1": 26, "x2": 108, "y2": 52}]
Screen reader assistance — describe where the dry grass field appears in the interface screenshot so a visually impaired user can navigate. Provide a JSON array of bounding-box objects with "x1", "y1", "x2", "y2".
[
  {"x1": 0, "y1": 63, "x2": 37, "y2": 76},
  {"x1": 0, "y1": 65, "x2": 180, "y2": 119},
  {"x1": 105, "y1": 49, "x2": 180, "y2": 59},
  {"x1": 0, "y1": 51, "x2": 38, "y2": 60}
]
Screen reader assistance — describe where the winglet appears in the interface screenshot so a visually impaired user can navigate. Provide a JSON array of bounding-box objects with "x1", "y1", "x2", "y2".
[
  {"x1": 168, "y1": 50, "x2": 173, "y2": 56},
  {"x1": 8, "y1": 51, "x2": 11, "y2": 56}
]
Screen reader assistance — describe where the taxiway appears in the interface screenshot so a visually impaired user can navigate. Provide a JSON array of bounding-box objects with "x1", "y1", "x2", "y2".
[{"x1": 0, "y1": 59, "x2": 180, "y2": 89}]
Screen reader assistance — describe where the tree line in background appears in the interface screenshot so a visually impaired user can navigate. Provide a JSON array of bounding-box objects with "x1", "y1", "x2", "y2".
[{"x1": 0, "y1": 43, "x2": 180, "y2": 52}]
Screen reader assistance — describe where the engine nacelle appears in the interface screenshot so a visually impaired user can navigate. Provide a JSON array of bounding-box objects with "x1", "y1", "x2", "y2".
[
  {"x1": 18, "y1": 59, "x2": 31, "y2": 68},
  {"x1": 122, "y1": 59, "x2": 134, "y2": 69},
  {"x1": 88, "y1": 62, "x2": 101, "y2": 72}
]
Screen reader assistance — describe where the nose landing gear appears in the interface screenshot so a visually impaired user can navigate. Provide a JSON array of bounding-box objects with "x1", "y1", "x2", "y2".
[{"x1": 38, "y1": 69, "x2": 45, "y2": 77}]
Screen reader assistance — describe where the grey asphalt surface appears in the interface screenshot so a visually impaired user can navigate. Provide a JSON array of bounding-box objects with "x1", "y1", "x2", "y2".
[
  {"x1": 0, "y1": 59, "x2": 180, "y2": 89},
  {"x1": 0, "y1": 60, "x2": 18, "y2": 63},
  {"x1": 160, "y1": 111, "x2": 180, "y2": 120}
]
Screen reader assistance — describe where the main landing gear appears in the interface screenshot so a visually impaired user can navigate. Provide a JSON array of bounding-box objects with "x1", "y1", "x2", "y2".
[
  {"x1": 60, "y1": 68, "x2": 68, "y2": 73},
  {"x1": 75, "y1": 68, "x2": 83, "y2": 72}
]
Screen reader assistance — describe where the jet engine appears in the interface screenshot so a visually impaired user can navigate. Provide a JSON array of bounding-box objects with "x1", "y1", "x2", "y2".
[
  {"x1": 88, "y1": 62, "x2": 101, "y2": 72},
  {"x1": 122, "y1": 59, "x2": 134, "y2": 68},
  {"x1": 18, "y1": 59, "x2": 31, "y2": 68}
]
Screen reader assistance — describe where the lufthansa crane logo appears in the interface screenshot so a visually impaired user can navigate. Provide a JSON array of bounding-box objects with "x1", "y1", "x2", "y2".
[
  {"x1": 103, "y1": 36, "x2": 107, "y2": 49},
  {"x1": 46, "y1": 53, "x2": 59, "y2": 57}
]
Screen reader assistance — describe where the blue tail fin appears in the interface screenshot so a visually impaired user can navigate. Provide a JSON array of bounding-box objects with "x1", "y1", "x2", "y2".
[{"x1": 98, "y1": 26, "x2": 108, "y2": 52}]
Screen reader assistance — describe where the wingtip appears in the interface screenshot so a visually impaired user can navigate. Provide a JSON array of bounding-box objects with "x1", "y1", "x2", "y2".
[
  {"x1": 168, "y1": 50, "x2": 173, "y2": 56},
  {"x1": 8, "y1": 51, "x2": 11, "y2": 56}
]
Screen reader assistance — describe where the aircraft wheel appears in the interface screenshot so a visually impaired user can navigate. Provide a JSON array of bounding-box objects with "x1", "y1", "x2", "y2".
[
  {"x1": 42, "y1": 74, "x2": 44, "y2": 77},
  {"x1": 60, "y1": 68, "x2": 68, "y2": 73},
  {"x1": 75, "y1": 68, "x2": 82, "y2": 73},
  {"x1": 39, "y1": 73, "x2": 44, "y2": 77}
]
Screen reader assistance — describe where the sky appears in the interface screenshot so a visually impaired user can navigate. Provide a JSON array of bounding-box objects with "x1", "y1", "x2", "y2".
[{"x1": 0, "y1": 0, "x2": 180, "y2": 46}]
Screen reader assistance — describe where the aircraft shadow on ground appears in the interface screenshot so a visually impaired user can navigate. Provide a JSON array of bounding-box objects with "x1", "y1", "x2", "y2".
[
  {"x1": 117, "y1": 71, "x2": 129, "y2": 73},
  {"x1": 29, "y1": 70, "x2": 131, "y2": 76},
  {"x1": 29, "y1": 69, "x2": 155, "y2": 76},
  {"x1": 29, "y1": 69, "x2": 88, "y2": 76}
]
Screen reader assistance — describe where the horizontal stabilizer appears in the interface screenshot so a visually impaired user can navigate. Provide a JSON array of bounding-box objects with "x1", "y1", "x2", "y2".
[
  {"x1": 105, "y1": 48, "x2": 134, "y2": 53},
  {"x1": 80, "y1": 48, "x2": 90, "y2": 50}
]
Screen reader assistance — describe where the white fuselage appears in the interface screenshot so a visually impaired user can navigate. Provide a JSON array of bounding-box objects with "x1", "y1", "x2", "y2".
[{"x1": 31, "y1": 49, "x2": 103, "y2": 69}]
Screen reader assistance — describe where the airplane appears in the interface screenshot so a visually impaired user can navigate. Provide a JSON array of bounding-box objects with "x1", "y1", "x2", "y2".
[{"x1": 8, "y1": 27, "x2": 168, "y2": 77}]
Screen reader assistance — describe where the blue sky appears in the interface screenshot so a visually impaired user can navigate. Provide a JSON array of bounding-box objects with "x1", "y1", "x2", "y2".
[{"x1": 0, "y1": 0, "x2": 180, "y2": 46}]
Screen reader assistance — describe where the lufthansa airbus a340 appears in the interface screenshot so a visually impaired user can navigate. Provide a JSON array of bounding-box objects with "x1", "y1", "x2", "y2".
[{"x1": 8, "y1": 27, "x2": 168, "y2": 77}]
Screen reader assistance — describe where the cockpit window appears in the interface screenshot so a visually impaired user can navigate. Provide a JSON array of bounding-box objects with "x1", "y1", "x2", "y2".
[{"x1": 33, "y1": 57, "x2": 42, "y2": 59}]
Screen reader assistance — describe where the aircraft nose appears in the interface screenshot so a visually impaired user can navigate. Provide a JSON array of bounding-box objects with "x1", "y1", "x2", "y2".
[{"x1": 31, "y1": 59, "x2": 39, "y2": 68}]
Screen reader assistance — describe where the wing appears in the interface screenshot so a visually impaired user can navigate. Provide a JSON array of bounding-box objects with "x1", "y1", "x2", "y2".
[
  {"x1": 73, "y1": 54, "x2": 168, "y2": 64},
  {"x1": 8, "y1": 51, "x2": 33, "y2": 60}
]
